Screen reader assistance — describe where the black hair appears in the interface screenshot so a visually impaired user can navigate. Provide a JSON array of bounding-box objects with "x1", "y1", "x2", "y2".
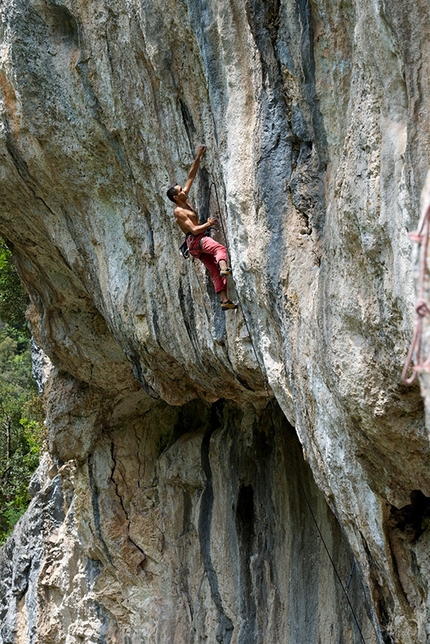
[{"x1": 166, "y1": 184, "x2": 179, "y2": 202}]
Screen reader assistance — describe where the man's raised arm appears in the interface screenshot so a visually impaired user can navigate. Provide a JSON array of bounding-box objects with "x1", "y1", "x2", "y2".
[{"x1": 184, "y1": 145, "x2": 206, "y2": 194}]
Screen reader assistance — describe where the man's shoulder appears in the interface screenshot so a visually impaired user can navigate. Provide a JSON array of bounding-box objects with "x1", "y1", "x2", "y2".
[{"x1": 174, "y1": 206, "x2": 187, "y2": 218}]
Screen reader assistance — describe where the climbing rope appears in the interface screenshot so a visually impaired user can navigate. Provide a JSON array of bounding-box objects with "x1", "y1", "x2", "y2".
[
  {"x1": 208, "y1": 180, "x2": 229, "y2": 248},
  {"x1": 208, "y1": 175, "x2": 368, "y2": 643},
  {"x1": 402, "y1": 201, "x2": 430, "y2": 384},
  {"x1": 267, "y1": 392, "x2": 368, "y2": 644}
]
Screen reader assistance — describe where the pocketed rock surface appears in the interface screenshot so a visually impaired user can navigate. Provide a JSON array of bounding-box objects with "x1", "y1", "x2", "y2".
[{"x1": 0, "y1": 0, "x2": 429, "y2": 642}]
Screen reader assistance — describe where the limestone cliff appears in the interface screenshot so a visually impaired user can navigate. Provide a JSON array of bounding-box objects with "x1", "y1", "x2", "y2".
[{"x1": 0, "y1": 0, "x2": 429, "y2": 642}]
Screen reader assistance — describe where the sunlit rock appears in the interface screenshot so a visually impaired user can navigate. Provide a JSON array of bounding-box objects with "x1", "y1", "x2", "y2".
[{"x1": 1, "y1": 0, "x2": 430, "y2": 642}]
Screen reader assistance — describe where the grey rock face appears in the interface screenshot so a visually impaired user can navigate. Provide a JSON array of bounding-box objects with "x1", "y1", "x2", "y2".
[
  {"x1": 31, "y1": 339, "x2": 52, "y2": 394},
  {"x1": 0, "y1": 403, "x2": 377, "y2": 643},
  {"x1": 0, "y1": 0, "x2": 429, "y2": 642}
]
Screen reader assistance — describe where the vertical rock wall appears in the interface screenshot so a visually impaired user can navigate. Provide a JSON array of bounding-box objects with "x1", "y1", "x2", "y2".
[{"x1": 0, "y1": 0, "x2": 429, "y2": 642}]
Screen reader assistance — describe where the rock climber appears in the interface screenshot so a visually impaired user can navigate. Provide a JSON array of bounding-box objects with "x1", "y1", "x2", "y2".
[{"x1": 167, "y1": 145, "x2": 237, "y2": 311}]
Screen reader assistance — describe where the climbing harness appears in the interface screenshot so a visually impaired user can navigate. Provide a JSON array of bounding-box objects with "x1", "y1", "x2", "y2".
[
  {"x1": 179, "y1": 239, "x2": 190, "y2": 259},
  {"x1": 402, "y1": 200, "x2": 430, "y2": 384},
  {"x1": 208, "y1": 174, "x2": 368, "y2": 644},
  {"x1": 185, "y1": 232, "x2": 206, "y2": 258},
  {"x1": 179, "y1": 230, "x2": 215, "y2": 260}
]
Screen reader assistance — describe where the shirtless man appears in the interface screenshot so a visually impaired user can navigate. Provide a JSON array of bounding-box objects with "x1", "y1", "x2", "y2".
[{"x1": 166, "y1": 145, "x2": 237, "y2": 310}]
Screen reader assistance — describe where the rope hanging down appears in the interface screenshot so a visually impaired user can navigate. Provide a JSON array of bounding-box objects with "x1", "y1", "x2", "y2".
[
  {"x1": 208, "y1": 177, "x2": 368, "y2": 644},
  {"x1": 208, "y1": 181, "x2": 229, "y2": 248},
  {"x1": 402, "y1": 201, "x2": 430, "y2": 384}
]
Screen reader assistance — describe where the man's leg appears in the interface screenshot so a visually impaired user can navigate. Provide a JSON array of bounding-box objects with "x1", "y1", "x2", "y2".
[
  {"x1": 198, "y1": 254, "x2": 237, "y2": 310},
  {"x1": 197, "y1": 240, "x2": 237, "y2": 309},
  {"x1": 199, "y1": 237, "x2": 230, "y2": 271},
  {"x1": 199, "y1": 254, "x2": 228, "y2": 296}
]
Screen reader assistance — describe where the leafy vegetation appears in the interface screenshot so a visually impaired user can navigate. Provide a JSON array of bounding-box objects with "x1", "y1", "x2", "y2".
[{"x1": 0, "y1": 239, "x2": 45, "y2": 545}]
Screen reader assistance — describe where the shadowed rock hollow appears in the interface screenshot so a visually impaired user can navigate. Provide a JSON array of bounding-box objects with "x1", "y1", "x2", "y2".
[{"x1": 0, "y1": 0, "x2": 430, "y2": 642}]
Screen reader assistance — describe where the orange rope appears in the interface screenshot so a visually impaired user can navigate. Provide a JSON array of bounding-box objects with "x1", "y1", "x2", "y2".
[{"x1": 402, "y1": 203, "x2": 430, "y2": 384}]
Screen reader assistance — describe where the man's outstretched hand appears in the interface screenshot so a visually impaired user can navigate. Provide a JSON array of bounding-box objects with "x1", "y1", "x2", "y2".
[{"x1": 184, "y1": 145, "x2": 207, "y2": 194}]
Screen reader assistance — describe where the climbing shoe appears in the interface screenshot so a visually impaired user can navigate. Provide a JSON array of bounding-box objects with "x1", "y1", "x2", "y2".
[
  {"x1": 221, "y1": 300, "x2": 238, "y2": 311},
  {"x1": 220, "y1": 267, "x2": 232, "y2": 277}
]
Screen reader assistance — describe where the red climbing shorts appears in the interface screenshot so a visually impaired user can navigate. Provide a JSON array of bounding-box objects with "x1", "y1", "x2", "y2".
[{"x1": 186, "y1": 233, "x2": 228, "y2": 293}]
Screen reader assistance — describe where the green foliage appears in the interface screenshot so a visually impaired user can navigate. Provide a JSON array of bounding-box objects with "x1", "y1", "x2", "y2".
[
  {"x1": 0, "y1": 239, "x2": 28, "y2": 334},
  {"x1": 0, "y1": 239, "x2": 44, "y2": 545}
]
